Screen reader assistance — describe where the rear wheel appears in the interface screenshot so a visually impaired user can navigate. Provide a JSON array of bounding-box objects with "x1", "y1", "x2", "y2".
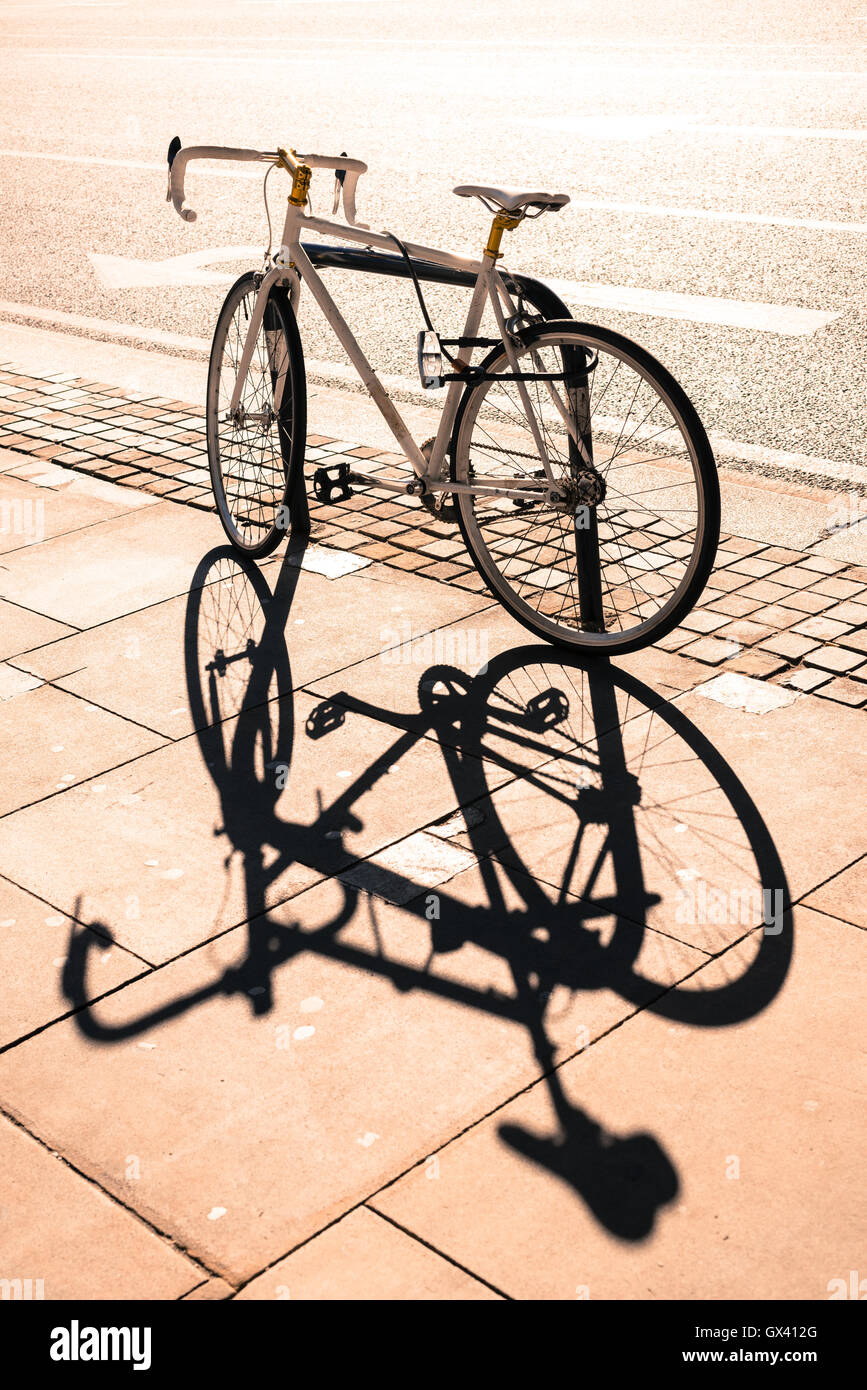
[
  {"x1": 451, "y1": 320, "x2": 719, "y2": 655},
  {"x1": 207, "y1": 272, "x2": 307, "y2": 558}
]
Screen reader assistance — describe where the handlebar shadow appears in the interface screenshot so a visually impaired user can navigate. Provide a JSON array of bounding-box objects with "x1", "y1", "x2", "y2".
[{"x1": 61, "y1": 543, "x2": 791, "y2": 1242}]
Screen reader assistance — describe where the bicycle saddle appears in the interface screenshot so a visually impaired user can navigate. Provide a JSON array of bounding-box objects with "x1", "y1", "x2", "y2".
[{"x1": 453, "y1": 184, "x2": 570, "y2": 214}]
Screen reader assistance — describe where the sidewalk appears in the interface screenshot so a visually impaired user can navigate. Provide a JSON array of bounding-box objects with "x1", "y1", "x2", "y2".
[
  {"x1": 0, "y1": 330, "x2": 864, "y2": 1301},
  {"x1": 2, "y1": 335, "x2": 866, "y2": 705}
]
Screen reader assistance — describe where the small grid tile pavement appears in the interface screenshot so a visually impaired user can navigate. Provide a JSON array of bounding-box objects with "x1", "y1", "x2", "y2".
[{"x1": 2, "y1": 361, "x2": 866, "y2": 706}]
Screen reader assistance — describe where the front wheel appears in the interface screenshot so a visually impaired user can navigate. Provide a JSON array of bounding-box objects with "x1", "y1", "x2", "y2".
[
  {"x1": 206, "y1": 272, "x2": 307, "y2": 558},
  {"x1": 451, "y1": 320, "x2": 719, "y2": 655}
]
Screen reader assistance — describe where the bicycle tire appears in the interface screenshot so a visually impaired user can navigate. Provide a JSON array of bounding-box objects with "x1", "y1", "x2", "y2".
[
  {"x1": 450, "y1": 320, "x2": 720, "y2": 655},
  {"x1": 207, "y1": 272, "x2": 307, "y2": 559}
]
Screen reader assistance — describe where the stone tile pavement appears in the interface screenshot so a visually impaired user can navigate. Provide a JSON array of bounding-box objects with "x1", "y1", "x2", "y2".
[
  {"x1": 1, "y1": 360, "x2": 866, "y2": 708},
  {"x1": 0, "y1": 356, "x2": 864, "y2": 1301}
]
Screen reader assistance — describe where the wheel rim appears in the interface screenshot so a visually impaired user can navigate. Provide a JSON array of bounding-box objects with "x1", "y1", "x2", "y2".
[
  {"x1": 455, "y1": 329, "x2": 709, "y2": 648},
  {"x1": 209, "y1": 285, "x2": 293, "y2": 550}
]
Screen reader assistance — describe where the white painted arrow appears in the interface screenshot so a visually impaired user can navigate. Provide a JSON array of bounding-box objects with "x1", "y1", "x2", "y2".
[
  {"x1": 86, "y1": 249, "x2": 838, "y2": 335},
  {"x1": 89, "y1": 245, "x2": 264, "y2": 289}
]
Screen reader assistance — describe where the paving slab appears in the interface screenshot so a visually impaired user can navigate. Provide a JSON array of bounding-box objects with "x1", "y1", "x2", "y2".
[
  {"x1": 0, "y1": 679, "x2": 510, "y2": 962},
  {"x1": 424, "y1": 668, "x2": 787, "y2": 953},
  {"x1": 814, "y1": 675, "x2": 867, "y2": 708},
  {"x1": 14, "y1": 547, "x2": 490, "y2": 739},
  {"x1": 0, "y1": 679, "x2": 164, "y2": 816},
  {"x1": 339, "y1": 831, "x2": 478, "y2": 904},
  {"x1": 0, "y1": 500, "x2": 224, "y2": 627},
  {"x1": 179, "y1": 1277, "x2": 235, "y2": 1301},
  {"x1": 308, "y1": 603, "x2": 713, "y2": 774},
  {"x1": 695, "y1": 669, "x2": 797, "y2": 714},
  {"x1": 0, "y1": 468, "x2": 152, "y2": 556},
  {"x1": 335, "y1": 854, "x2": 706, "y2": 1053},
  {"x1": 672, "y1": 681, "x2": 867, "y2": 905},
  {"x1": 0, "y1": 719, "x2": 318, "y2": 965},
  {"x1": 0, "y1": 460, "x2": 158, "y2": 512},
  {"x1": 802, "y1": 855, "x2": 867, "y2": 930},
  {"x1": 0, "y1": 1115, "x2": 205, "y2": 1300},
  {"x1": 372, "y1": 908, "x2": 866, "y2": 1300},
  {"x1": 459, "y1": 672, "x2": 864, "y2": 947},
  {"x1": 235, "y1": 1206, "x2": 500, "y2": 1300},
  {"x1": 0, "y1": 863, "x2": 704, "y2": 1286},
  {"x1": 0, "y1": 899, "x2": 503, "y2": 1280},
  {"x1": 0, "y1": 598, "x2": 74, "y2": 662},
  {"x1": 0, "y1": 879, "x2": 146, "y2": 1049},
  {"x1": 0, "y1": 447, "x2": 35, "y2": 474}
]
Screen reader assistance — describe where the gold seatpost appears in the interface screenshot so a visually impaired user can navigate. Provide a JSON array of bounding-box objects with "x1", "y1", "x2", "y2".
[{"x1": 484, "y1": 211, "x2": 522, "y2": 260}]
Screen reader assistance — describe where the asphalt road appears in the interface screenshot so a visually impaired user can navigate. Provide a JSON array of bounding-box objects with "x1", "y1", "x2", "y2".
[{"x1": 1, "y1": 0, "x2": 866, "y2": 478}]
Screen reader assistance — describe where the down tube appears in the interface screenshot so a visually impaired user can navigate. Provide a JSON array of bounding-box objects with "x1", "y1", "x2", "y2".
[{"x1": 289, "y1": 242, "x2": 428, "y2": 474}]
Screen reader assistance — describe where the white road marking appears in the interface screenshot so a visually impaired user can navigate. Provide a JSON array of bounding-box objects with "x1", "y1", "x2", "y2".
[
  {"x1": 0, "y1": 147, "x2": 262, "y2": 180},
  {"x1": 76, "y1": 247, "x2": 852, "y2": 334},
  {"x1": 2, "y1": 48, "x2": 867, "y2": 78},
  {"x1": 89, "y1": 246, "x2": 263, "y2": 288},
  {"x1": 4, "y1": 3, "x2": 125, "y2": 9},
  {"x1": 544, "y1": 278, "x2": 837, "y2": 336},
  {"x1": 528, "y1": 114, "x2": 867, "y2": 141},
  {"x1": 569, "y1": 198, "x2": 867, "y2": 234},
  {"x1": 2, "y1": 145, "x2": 863, "y2": 235},
  {"x1": 38, "y1": 230, "x2": 850, "y2": 336}
]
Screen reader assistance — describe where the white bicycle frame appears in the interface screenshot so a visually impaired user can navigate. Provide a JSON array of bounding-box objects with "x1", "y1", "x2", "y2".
[{"x1": 169, "y1": 144, "x2": 582, "y2": 503}]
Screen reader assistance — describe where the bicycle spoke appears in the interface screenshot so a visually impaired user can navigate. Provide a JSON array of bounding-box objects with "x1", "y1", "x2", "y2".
[
  {"x1": 455, "y1": 327, "x2": 714, "y2": 649},
  {"x1": 211, "y1": 286, "x2": 294, "y2": 550}
]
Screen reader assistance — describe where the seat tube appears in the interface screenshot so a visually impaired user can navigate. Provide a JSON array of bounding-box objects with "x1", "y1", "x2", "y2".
[{"x1": 427, "y1": 260, "x2": 492, "y2": 473}]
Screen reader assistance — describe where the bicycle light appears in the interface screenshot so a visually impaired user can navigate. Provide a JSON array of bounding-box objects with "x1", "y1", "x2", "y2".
[{"x1": 417, "y1": 330, "x2": 443, "y2": 390}]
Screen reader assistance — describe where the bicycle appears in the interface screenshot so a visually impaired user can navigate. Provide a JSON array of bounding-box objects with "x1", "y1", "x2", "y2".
[{"x1": 167, "y1": 138, "x2": 720, "y2": 656}]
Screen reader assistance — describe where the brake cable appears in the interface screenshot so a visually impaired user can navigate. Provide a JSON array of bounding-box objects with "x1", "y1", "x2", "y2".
[
  {"x1": 262, "y1": 162, "x2": 276, "y2": 263},
  {"x1": 382, "y1": 230, "x2": 461, "y2": 366}
]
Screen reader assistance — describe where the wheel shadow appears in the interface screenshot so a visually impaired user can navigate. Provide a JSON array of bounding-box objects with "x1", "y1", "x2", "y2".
[{"x1": 62, "y1": 542, "x2": 792, "y2": 1244}]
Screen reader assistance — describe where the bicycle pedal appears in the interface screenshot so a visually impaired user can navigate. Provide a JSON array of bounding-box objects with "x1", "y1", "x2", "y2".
[
  {"x1": 305, "y1": 700, "x2": 346, "y2": 740},
  {"x1": 312, "y1": 461, "x2": 353, "y2": 504},
  {"x1": 525, "y1": 688, "x2": 569, "y2": 730}
]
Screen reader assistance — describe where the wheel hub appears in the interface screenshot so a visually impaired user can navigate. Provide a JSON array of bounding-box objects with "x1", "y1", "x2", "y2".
[
  {"x1": 547, "y1": 469, "x2": 607, "y2": 512},
  {"x1": 573, "y1": 469, "x2": 607, "y2": 507}
]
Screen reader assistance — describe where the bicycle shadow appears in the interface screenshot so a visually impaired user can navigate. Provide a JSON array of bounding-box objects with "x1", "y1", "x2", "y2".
[{"x1": 61, "y1": 541, "x2": 791, "y2": 1244}]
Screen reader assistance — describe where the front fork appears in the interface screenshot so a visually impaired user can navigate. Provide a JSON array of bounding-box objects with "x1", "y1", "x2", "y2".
[{"x1": 232, "y1": 264, "x2": 310, "y2": 534}]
